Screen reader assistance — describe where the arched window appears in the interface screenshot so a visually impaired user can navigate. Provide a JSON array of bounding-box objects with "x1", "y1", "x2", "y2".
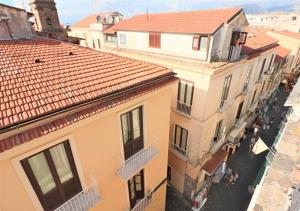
[{"x1": 47, "y1": 18, "x2": 52, "y2": 27}]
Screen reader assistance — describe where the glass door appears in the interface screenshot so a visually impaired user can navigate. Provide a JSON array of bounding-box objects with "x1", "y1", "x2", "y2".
[
  {"x1": 21, "y1": 141, "x2": 81, "y2": 211},
  {"x1": 121, "y1": 106, "x2": 144, "y2": 160},
  {"x1": 128, "y1": 170, "x2": 145, "y2": 208}
]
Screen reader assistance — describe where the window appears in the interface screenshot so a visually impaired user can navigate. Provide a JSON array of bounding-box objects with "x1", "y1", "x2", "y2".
[
  {"x1": 128, "y1": 170, "x2": 144, "y2": 209},
  {"x1": 106, "y1": 35, "x2": 117, "y2": 43},
  {"x1": 97, "y1": 39, "x2": 101, "y2": 49},
  {"x1": 261, "y1": 81, "x2": 266, "y2": 94},
  {"x1": 119, "y1": 33, "x2": 126, "y2": 44},
  {"x1": 244, "y1": 65, "x2": 253, "y2": 90},
  {"x1": 192, "y1": 36, "x2": 200, "y2": 50},
  {"x1": 239, "y1": 32, "x2": 247, "y2": 45},
  {"x1": 236, "y1": 101, "x2": 244, "y2": 120},
  {"x1": 213, "y1": 120, "x2": 223, "y2": 142},
  {"x1": 174, "y1": 125, "x2": 188, "y2": 155},
  {"x1": 200, "y1": 37, "x2": 208, "y2": 51},
  {"x1": 259, "y1": 58, "x2": 266, "y2": 78},
  {"x1": 230, "y1": 31, "x2": 247, "y2": 46},
  {"x1": 21, "y1": 141, "x2": 81, "y2": 211},
  {"x1": 149, "y1": 32, "x2": 161, "y2": 48},
  {"x1": 47, "y1": 18, "x2": 52, "y2": 27},
  {"x1": 177, "y1": 80, "x2": 194, "y2": 115},
  {"x1": 92, "y1": 39, "x2": 95, "y2": 48},
  {"x1": 121, "y1": 106, "x2": 143, "y2": 160},
  {"x1": 251, "y1": 90, "x2": 257, "y2": 104},
  {"x1": 292, "y1": 16, "x2": 297, "y2": 21},
  {"x1": 268, "y1": 54, "x2": 274, "y2": 71},
  {"x1": 220, "y1": 75, "x2": 232, "y2": 108}
]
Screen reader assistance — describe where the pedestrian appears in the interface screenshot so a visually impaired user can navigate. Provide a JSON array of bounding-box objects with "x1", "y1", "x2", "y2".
[
  {"x1": 232, "y1": 172, "x2": 239, "y2": 184},
  {"x1": 249, "y1": 137, "x2": 256, "y2": 154},
  {"x1": 225, "y1": 167, "x2": 232, "y2": 179},
  {"x1": 254, "y1": 125, "x2": 259, "y2": 136},
  {"x1": 227, "y1": 173, "x2": 234, "y2": 186}
]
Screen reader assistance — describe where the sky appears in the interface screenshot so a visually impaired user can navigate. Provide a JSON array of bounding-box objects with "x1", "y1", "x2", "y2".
[{"x1": 1, "y1": 0, "x2": 298, "y2": 25}]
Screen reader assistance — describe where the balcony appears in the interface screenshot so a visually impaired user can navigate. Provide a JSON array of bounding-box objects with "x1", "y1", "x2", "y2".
[
  {"x1": 218, "y1": 99, "x2": 230, "y2": 113},
  {"x1": 54, "y1": 178, "x2": 101, "y2": 211},
  {"x1": 130, "y1": 190, "x2": 153, "y2": 211},
  {"x1": 117, "y1": 141, "x2": 159, "y2": 180},
  {"x1": 176, "y1": 101, "x2": 191, "y2": 116},
  {"x1": 228, "y1": 46, "x2": 241, "y2": 62}
]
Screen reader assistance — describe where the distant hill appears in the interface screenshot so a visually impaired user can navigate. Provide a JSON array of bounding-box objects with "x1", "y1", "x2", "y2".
[{"x1": 241, "y1": 2, "x2": 300, "y2": 14}]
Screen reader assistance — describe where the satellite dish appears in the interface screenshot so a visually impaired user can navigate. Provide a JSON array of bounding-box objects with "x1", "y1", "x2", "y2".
[{"x1": 96, "y1": 16, "x2": 102, "y2": 23}]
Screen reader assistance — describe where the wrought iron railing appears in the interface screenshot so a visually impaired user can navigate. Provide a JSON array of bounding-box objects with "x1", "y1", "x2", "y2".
[
  {"x1": 176, "y1": 101, "x2": 192, "y2": 116},
  {"x1": 54, "y1": 177, "x2": 101, "y2": 211},
  {"x1": 117, "y1": 141, "x2": 159, "y2": 180},
  {"x1": 130, "y1": 190, "x2": 153, "y2": 211}
]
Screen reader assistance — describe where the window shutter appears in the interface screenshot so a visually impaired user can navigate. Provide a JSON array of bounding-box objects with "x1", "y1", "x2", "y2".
[
  {"x1": 155, "y1": 34, "x2": 161, "y2": 48},
  {"x1": 149, "y1": 34, "x2": 154, "y2": 47},
  {"x1": 192, "y1": 36, "x2": 200, "y2": 50}
]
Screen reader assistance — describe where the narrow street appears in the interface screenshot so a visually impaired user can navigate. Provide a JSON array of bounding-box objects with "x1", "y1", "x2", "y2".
[
  {"x1": 204, "y1": 88, "x2": 289, "y2": 211},
  {"x1": 166, "y1": 88, "x2": 290, "y2": 211}
]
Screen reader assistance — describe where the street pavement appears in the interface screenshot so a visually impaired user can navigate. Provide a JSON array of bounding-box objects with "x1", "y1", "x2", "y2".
[
  {"x1": 204, "y1": 88, "x2": 289, "y2": 211},
  {"x1": 166, "y1": 87, "x2": 289, "y2": 211}
]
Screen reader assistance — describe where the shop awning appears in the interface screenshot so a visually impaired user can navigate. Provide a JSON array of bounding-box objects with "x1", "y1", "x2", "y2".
[
  {"x1": 202, "y1": 149, "x2": 228, "y2": 176},
  {"x1": 228, "y1": 122, "x2": 247, "y2": 142}
]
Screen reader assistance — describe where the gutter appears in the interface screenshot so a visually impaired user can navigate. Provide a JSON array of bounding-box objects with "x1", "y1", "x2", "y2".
[{"x1": 0, "y1": 73, "x2": 177, "y2": 140}]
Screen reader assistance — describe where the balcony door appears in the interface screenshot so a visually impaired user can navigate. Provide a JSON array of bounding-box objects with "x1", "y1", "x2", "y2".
[
  {"x1": 128, "y1": 170, "x2": 145, "y2": 209},
  {"x1": 121, "y1": 106, "x2": 144, "y2": 160},
  {"x1": 21, "y1": 141, "x2": 82, "y2": 211}
]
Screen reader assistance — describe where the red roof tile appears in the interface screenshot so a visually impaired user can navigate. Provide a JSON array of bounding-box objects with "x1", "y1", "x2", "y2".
[
  {"x1": 202, "y1": 149, "x2": 228, "y2": 175},
  {"x1": 274, "y1": 30, "x2": 300, "y2": 40},
  {"x1": 0, "y1": 37, "x2": 173, "y2": 130},
  {"x1": 103, "y1": 8, "x2": 243, "y2": 34},
  {"x1": 242, "y1": 27, "x2": 278, "y2": 55},
  {"x1": 0, "y1": 77, "x2": 177, "y2": 153},
  {"x1": 275, "y1": 46, "x2": 291, "y2": 62}
]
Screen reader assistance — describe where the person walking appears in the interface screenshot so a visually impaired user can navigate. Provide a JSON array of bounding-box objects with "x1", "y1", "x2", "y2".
[{"x1": 249, "y1": 137, "x2": 256, "y2": 154}]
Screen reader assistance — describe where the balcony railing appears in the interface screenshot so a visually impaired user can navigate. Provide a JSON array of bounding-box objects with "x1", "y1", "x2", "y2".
[
  {"x1": 228, "y1": 46, "x2": 241, "y2": 62},
  {"x1": 54, "y1": 178, "x2": 101, "y2": 211},
  {"x1": 130, "y1": 189, "x2": 154, "y2": 211},
  {"x1": 219, "y1": 99, "x2": 230, "y2": 113},
  {"x1": 117, "y1": 141, "x2": 159, "y2": 180},
  {"x1": 176, "y1": 101, "x2": 191, "y2": 116}
]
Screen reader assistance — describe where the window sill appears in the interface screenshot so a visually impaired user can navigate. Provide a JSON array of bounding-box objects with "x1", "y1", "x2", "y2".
[
  {"x1": 173, "y1": 108, "x2": 192, "y2": 119},
  {"x1": 169, "y1": 145, "x2": 188, "y2": 161}
]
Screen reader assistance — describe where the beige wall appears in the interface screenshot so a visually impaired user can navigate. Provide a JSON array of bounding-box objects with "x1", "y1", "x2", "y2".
[
  {"x1": 0, "y1": 84, "x2": 175, "y2": 211},
  {"x1": 267, "y1": 31, "x2": 300, "y2": 72},
  {"x1": 117, "y1": 31, "x2": 209, "y2": 61},
  {"x1": 68, "y1": 27, "x2": 104, "y2": 49}
]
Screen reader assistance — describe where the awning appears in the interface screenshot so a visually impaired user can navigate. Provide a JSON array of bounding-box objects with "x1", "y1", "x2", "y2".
[
  {"x1": 228, "y1": 122, "x2": 247, "y2": 142},
  {"x1": 202, "y1": 149, "x2": 228, "y2": 176}
]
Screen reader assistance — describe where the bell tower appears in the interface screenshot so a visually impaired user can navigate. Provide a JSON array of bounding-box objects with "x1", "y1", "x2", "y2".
[{"x1": 29, "y1": 0, "x2": 65, "y2": 38}]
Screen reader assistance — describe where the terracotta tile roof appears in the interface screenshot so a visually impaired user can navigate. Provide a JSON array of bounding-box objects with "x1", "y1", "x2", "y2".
[
  {"x1": 274, "y1": 30, "x2": 300, "y2": 40},
  {"x1": 242, "y1": 27, "x2": 278, "y2": 55},
  {"x1": 202, "y1": 149, "x2": 228, "y2": 175},
  {"x1": 275, "y1": 46, "x2": 291, "y2": 62},
  {"x1": 0, "y1": 77, "x2": 176, "y2": 153},
  {"x1": 0, "y1": 37, "x2": 173, "y2": 130},
  {"x1": 103, "y1": 8, "x2": 243, "y2": 34},
  {"x1": 72, "y1": 12, "x2": 116, "y2": 28}
]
